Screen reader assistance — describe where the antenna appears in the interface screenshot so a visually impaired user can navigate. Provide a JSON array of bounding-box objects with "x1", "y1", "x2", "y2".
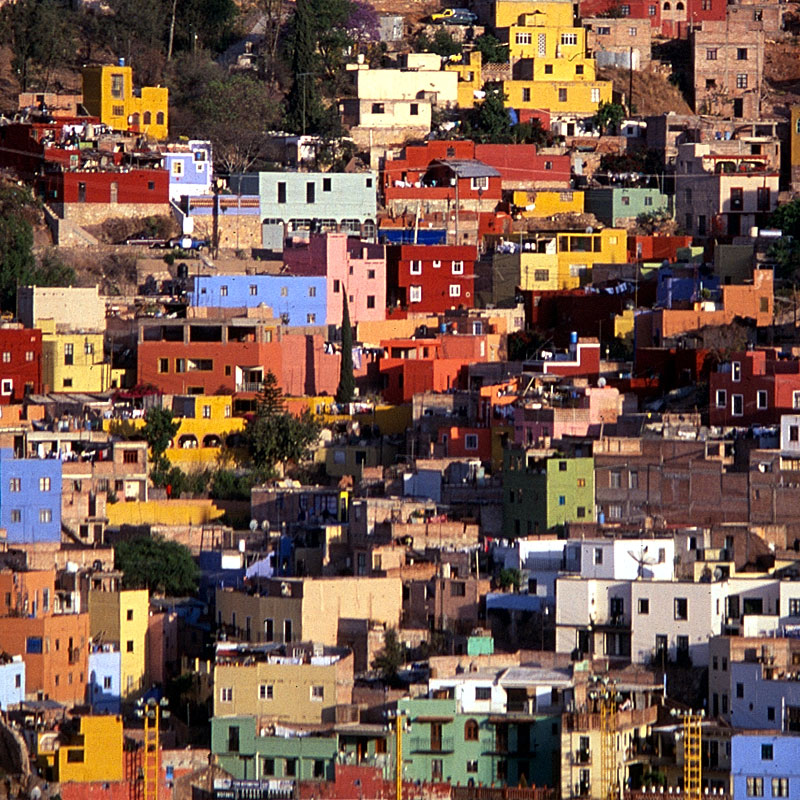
[{"x1": 628, "y1": 545, "x2": 658, "y2": 579}]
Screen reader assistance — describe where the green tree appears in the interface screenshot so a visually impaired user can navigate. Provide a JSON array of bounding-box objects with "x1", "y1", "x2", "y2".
[
  {"x1": 498, "y1": 568, "x2": 522, "y2": 591},
  {"x1": 245, "y1": 372, "x2": 321, "y2": 477},
  {"x1": 371, "y1": 628, "x2": 406, "y2": 683},
  {"x1": 114, "y1": 536, "x2": 199, "y2": 595},
  {"x1": 141, "y1": 406, "x2": 180, "y2": 477},
  {"x1": 335, "y1": 294, "x2": 355, "y2": 404},
  {"x1": 768, "y1": 200, "x2": 800, "y2": 281},
  {"x1": 592, "y1": 101, "x2": 626, "y2": 134},
  {"x1": 473, "y1": 33, "x2": 508, "y2": 63},
  {"x1": 415, "y1": 28, "x2": 461, "y2": 57},
  {"x1": 468, "y1": 82, "x2": 512, "y2": 143}
]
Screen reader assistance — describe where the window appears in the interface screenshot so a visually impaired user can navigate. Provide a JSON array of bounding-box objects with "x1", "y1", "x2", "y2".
[
  {"x1": 645, "y1": 196, "x2": 653, "y2": 207},
  {"x1": 67, "y1": 750, "x2": 85, "y2": 763},
  {"x1": 591, "y1": 88, "x2": 601, "y2": 103},
  {"x1": 159, "y1": 358, "x2": 169, "y2": 374},
  {"x1": 311, "y1": 685, "x2": 324, "y2": 701},
  {"x1": 762, "y1": 744, "x2": 773, "y2": 760},
  {"x1": 333, "y1": 279, "x2": 340, "y2": 293},
  {"x1": 515, "y1": 32, "x2": 532, "y2": 44},
  {"x1": 285, "y1": 759, "x2": 297, "y2": 777},
  {"x1": 449, "y1": 284, "x2": 461, "y2": 298},
  {"x1": 64, "y1": 343, "x2": 73, "y2": 366},
  {"x1": 228, "y1": 726, "x2": 239, "y2": 753},
  {"x1": 792, "y1": 426, "x2": 800, "y2": 443},
  {"x1": 790, "y1": 599, "x2": 800, "y2": 616},
  {"x1": 622, "y1": 196, "x2": 630, "y2": 206},
  {"x1": 277, "y1": 182, "x2": 286, "y2": 203},
  {"x1": 306, "y1": 314, "x2": 316, "y2": 324},
  {"x1": 126, "y1": 608, "x2": 134, "y2": 621},
  {"x1": 264, "y1": 618, "x2": 274, "y2": 641},
  {"x1": 558, "y1": 88, "x2": 568, "y2": 102},
  {"x1": 126, "y1": 640, "x2": 134, "y2": 653},
  {"x1": 410, "y1": 103, "x2": 419, "y2": 116},
  {"x1": 545, "y1": 161, "x2": 553, "y2": 170},
  {"x1": 621, "y1": 4, "x2": 630, "y2": 13},
  {"x1": 534, "y1": 269, "x2": 549, "y2": 282},
  {"x1": 737, "y1": 48, "x2": 748, "y2": 60},
  {"x1": 475, "y1": 687, "x2": 491, "y2": 701},
  {"x1": 544, "y1": 65, "x2": 553, "y2": 74},
  {"x1": 9, "y1": 478, "x2": 20, "y2": 493},
  {"x1": 522, "y1": 87, "x2": 531, "y2": 102},
  {"x1": 629, "y1": 471, "x2": 639, "y2": 489},
  {"x1": 10, "y1": 510, "x2": 20, "y2": 523},
  {"x1": 452, "y1": 260, "x2": 464, "y2": 274},
  {"x1": 471, "y1": 176, "x2": 489, "y2": 191},
  {"x1": 768, "y1": 707, "x2": 775, "y2": 721},
  {"x1": 371, "y1": 102, "x2": 385, "y2": 114},
  {"x1": 794, "y1": 391, "x2": 800, "y2": 410},
  {"x1": 733, "y1": 395, "x2": 744, "y2": 416},
  {"x1": 649, "y1": 5, "x2": 656, "y2": 14},
  {"x1": 280, "y1": 286, "x2": 288, "y2": 297},
  {"x1": 674, "y1": 598, "x2": 688, "y2": 620},
  {"x1": 1, "y1": 352, "x2": 9, "y2": 363},
  {"x1": 263, "y1": 759, "x2": 275, "y2": 775},
  {"x1": 707, "y1": 48, "x2": 717, "y2": 60},
  {"x1": 283, "y1": 618, "x2": 292, "y2": 642},
  {"x1": 598, "y1": 25, "x2": 611, "y2": 34},
  {"x1": 638, "y1": 598, "x2": 650, "y2": 614},
  {"x1": 314, "y1": 760, "x2": 325, "y2": 779},
  {"x1": 701, "y1": 0, "x2": 711, "y2": 7},
  {"x1": 558, "y1": 495, "x2": 566, "y2": 506},
  {"x1": 410, "y1": 260, "x2": 422, "y2": 275},
  {"x1": 306, "y1": 182, "x2": 315, "y2": 203},
  {"x1": 111, "y1": 73, "x2": 125, "y2": 99},
  {"x1": 25, "y1": 351, "x2": 33, "y2": 362},
  {"x1": 39, "y1": 477, "x2": 50, "y2": 492},
  {"x1": 103, "y1": 676, "x2": 113, "y2": 690},
  {"x1": 594, "y1": 548, "x2": 603, "y2": 565},
  {"x1": 323, "y1": 177, "x2": 332, "y2": 192},
  {"x1": 758, "y1": 187, "x2": 771, "y2": 212},
  {"x1": 772, "y1": 779, "x2": 788, "y2": 798},
  {"x1": 39, "y1": 509, "x2": 52, "y2": 524},
  {"x1": 628, "y1": 26, "x2": 636, "y2": 34},
  {"x1": 409, "y1": 286, "x2": 422, "y2": 303},
  {"x1": 610, "y1": 470, "x2": 621, "y2": 488},
  {"x1": 715, "y1": 389, "x2": 727, "y2": 408},
  {"x1": 737, "y1": 74, "x2": 748, "y2": 89},
  {"x1": 220, "y1": 687, "x2": 233, "y2": 703},
  {"x1": 757, "y1": 390, "x2": 768, "y2": 410},
  {"x1": 467, "y1": 761, "x2": 479, "y2": 773},
  {"x1": 561, "y1": 33, "x2": 577, "y2": 45},
  {"x1": 451, "y1": 581, "x2": 466, "y2": 597}
]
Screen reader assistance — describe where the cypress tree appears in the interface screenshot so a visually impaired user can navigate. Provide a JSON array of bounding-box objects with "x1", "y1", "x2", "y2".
[{"x1": 336, "y1": 294, "x2": 355, "y2": 404}]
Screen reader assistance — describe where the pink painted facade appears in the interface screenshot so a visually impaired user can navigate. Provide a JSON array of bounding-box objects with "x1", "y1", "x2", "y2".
[
  {"x1": 147, "y1": 608, "x2": 179, "y2": 686},
  {"x1": 514, "y1": 385, "x2": 622, "y2": 446},
  {"x1": 282, "y1": 233, "x2": 386, "y2": 325}
]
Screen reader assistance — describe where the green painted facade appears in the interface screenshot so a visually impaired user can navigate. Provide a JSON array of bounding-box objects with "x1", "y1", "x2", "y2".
[
  {"x1": 584, "y1": 188, "x2": 671, "y2": 227},
  {"x1": 467, "y1": 635, "x2": 495, "y2": 656},
  {"x1": 503, "y1": 450, "x2": 595, "y2": 537},
  {"x1": 397, "y1": 697, "x2": 561, "y2": 788}
]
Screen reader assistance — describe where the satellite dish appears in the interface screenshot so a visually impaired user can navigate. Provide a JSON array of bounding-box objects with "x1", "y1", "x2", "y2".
[
  {"x1": 249, "y1": 519, "x2": 258, "y2": 532},
  {"x1": 261, "y1": 520, "x2": 269, "y2": 532},
  {"x1": 585, "y1": 226, "x2": 594, "y2": 234},
  {"x1": 598, "y1": 377, "x2": 607, "y2": 387},
  {"x1": 628, "y1": 546, "x2": 658, "y2": 578},
  {"x1": 713, "y1": 567, "x2": 724, "y2": 581},
  {"x1": 280, "y1": 581, "x2": 291, "y2": 596}
]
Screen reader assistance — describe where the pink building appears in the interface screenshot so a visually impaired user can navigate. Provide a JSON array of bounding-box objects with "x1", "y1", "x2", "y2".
[
  {"x1": 147, "y1": 607, "x2": 179, "y2": 685},
  {"x1": 514, "y1": 385, "x2": 623, "y2": 446},
  {"x1": 282, "y1": 232, "x2": 386, "y2": 325}
]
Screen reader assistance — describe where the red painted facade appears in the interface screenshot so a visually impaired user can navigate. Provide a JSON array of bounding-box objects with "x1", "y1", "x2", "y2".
[
  {"x1": 40, "y1": 168, "x2": 169, "y2": 205},
  {"x1": 627, "y1": 235, "x2": 694, "y2": 263},
  {"x1": 437, "y1": 425, "x2": 493, "y2": 460},
  {"x1": 0, "y1": 326, "x2": 43, "y2": 404},
  {"x1": 580, "y1": 0, "x2": 662, "y2": 26},
  {"x1": 709, "y1": 349, "x2": 800, "y2": 427},
  {"x1": 0, "y1": 121, "x2": 86, "y2": 179},
  {"x1": 475, "y1": 143, "x2": 571, "y2": 187},
  {"x1": 579, "y1": 0, "x2": 723, "y2": 35},
  {"x1": 387, "y1": 244, "x2": 478, "y2": 313}
]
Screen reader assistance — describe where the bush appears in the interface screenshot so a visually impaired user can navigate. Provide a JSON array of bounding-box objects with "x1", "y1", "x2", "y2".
[{"x1": 210, "y1": 469, "x2": 253, "y2": 501}]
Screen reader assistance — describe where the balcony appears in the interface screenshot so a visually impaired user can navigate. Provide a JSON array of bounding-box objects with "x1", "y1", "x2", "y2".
[
  {"x1": 409, "y1": 736, "x2": 455, "y2": 753},
  {"x1": 235, "y1": 382, "x2": 263, "y2": 393},
  {"x1": 571, "y1": 750, "x2": 591, "y2": 765}
]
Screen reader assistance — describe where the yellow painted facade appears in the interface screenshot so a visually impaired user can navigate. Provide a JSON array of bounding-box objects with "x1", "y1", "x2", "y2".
[
  {"x1": 513, "y1": 189, "x2": 585, "y2": 217},
  {"x1": 556, "y1": 228, "x2": 627, "y2": 288},
  {"x1": 518, "y1": 253, "x2": 560, "y2": 292},
  {"x1": 82, "y1": 65, "x2": 169, "y2": 139},
  {"x1": 508, "y1": 17, "x2": 591, "y2": 67},
  {"x1": 503, "y1": 79, "x2": 612, "y2": 115},
  {"x1": 105, "y1": 498, "x2": 224, "y2": 527},
  {"x1": 613, "y1": 308, "x2": 635, "y2": 342},
  {"x1": 445, "y1": 51, "x2": 483, "y2": 108},
  {"x1": 493, "y1": 1, "x2": 574, "y2": 29},
  {"x1": 40, "y1": 715, "x2": 124, "y2": 783},
  {"x1": 39, "y1": 323, "x2": 109, "y2": 392},
  {"x1": 89, "y1": 588, "x2": 149, "y2": 697}
]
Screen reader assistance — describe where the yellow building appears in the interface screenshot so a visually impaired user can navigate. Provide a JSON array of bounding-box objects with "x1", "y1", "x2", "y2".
[
  {"x1": 82, "y1": 64, "x2": 169, "y2": 139},
  {"x1": 88, "y1": 587, "x2": 149, "y2": 697},
  {"x1": 513, "y1": 189, "x2": 585, "y2": 217},
  {"x1": 791, "y1": 105, "x2": 800, "y2": 190},
  {"x1": 516, "y1": 229, "x2": 626, "y2": 290},
  {"x1": 504, "y1": 78, "x2": 612, "y2": 115},
  {"x1": 40, "y1": 322, "x2": 109, "y2": 392},
  {"x1": 445, "y1": 50, "x2": 484, "y2": 108},
  {"x1": 39, "y1": 715, "x2": 124, "y2": 783},
  {"x1": 493, "y1": 0, "x2": 574, "y2": 29}
]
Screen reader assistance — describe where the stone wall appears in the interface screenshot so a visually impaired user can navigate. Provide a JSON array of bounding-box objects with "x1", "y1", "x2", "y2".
[
  {"x1": 56, "y1": 202, "x2": 172, "y2": 226},
  {"x1": 190, "y1": 214, "x2": 263, "y2": 251}
]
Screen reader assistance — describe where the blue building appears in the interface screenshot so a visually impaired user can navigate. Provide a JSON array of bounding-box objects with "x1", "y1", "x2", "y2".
[
  {"x1": 164, "y1": 140, "x2": 213, "y2": 202},
  {"x1": 87, "y1": 646, "x2": 121, "y2": 713},
  {"x1": 188, "y1": 275, "x2": 327, "y2": 326},
  {"x1": 0, "y1": 656, "x2": 24, "y2": 710},
  {"x1": 732, "y1": 734, "x2": 800, "y2": 800},
  {"x1": 0, "y1": 448, "x2": 62, "y2": 543}
]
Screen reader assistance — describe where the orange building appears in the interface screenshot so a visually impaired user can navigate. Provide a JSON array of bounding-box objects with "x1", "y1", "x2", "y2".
[{"x1": 0, "y1": 569, "x2": 58, "y2": 616}]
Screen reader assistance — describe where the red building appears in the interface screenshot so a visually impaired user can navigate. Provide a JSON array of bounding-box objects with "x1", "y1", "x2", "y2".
[
  {"x1": 0, "y1": 325, "x2": 42, "y2": 403},
  {"x1": 524, "y1": 336, "x2": 602, "y2": 379},
  {"x1": 579, "y1": 0, "x2": 662, "y2": 26},
  {"x1": 475, "y1": 143, "x2": 571, "y2": 188},
  {"x1": 628, "y1": 234, "x2": 694, "y2": 263},
  {"x1": 386, "y1": 244, "x2": 477, "y2": 313},
  {"x1": 709, "y1": 349, "x2": 800, "y2": 427},
  {"x1": 579, "y1": 0, "x2": 722, "y2": 35},
  {"x1": 436, "y1": 425, "x2": 493, "y2": 460},
  {"x1": 40, "y1": 168, "x2": 169, "y2": 205},
  {"x1": 0, "y1": 120, "x2": 86, "y2": 179}
]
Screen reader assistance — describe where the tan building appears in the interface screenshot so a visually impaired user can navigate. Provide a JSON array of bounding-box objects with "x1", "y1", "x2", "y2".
[
  {"x1": 87, "y1": 573, "x2": 149, "y2": 697},
  {"x1": 584, "y1": 18, "x2": 652, "y2": 70},
  {"x1": 339, "y1": 97, "x2": 432, "y2": 149},
  {"x1": 351, "y1": 64, "x2": 459, "y2": 108},
  {"x1": 213, "y1": 642, "x2": 354, "y2": 725},
  {"x1": 216, "y1": 576, "x2": 403, "y2": 647}
]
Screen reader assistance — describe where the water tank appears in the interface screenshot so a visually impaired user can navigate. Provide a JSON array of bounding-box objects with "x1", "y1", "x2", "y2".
[
  {"x1": 570, "y1": 331, "x2": 578, "y2": 345},
  {"x1": 598, "y1": 512, "x2": 606, "y2": 525},
  {"x1": 118, "y1": 57, "x2": 125, "y2": 67}
]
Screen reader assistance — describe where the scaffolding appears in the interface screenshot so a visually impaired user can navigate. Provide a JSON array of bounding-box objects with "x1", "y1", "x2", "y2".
[
  {"x1": 600, "y1": 695, "x2": 619, "y2": 800},
  {"x1": 143, "y1": 701, "x2": 161, "y2": 800},
  {"x1": 682, "y1": 713, "x2": 702, "y2": 800}
]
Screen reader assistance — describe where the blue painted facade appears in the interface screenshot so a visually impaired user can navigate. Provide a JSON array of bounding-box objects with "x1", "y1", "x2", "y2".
[
  {"x1": 230, "y1": 171, "x2": 377, "y2": 226},
  {"x1": 0, "y1": 657, "x2": 25, "y2": 710},
  {"x1": 188, "y1": 275, "x2": 328, "y2": 326},
  {"x1": 164, "y1": 140, "x2": 213, "y2": 202},
  {"x1": 656, "y1": 267, "x2": 720, "y2": 308},
  {"x1": 732, "y1": 734, "x2": 800, "y2": 800},
  {"x1": 0, "y1": 448, "x2": 61, "y2": 544},
  {"x1": 88, "y1": 647, "x2": 121, "y2": 713}
]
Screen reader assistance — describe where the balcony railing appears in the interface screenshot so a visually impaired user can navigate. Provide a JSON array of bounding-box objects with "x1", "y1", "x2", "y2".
[
  {"x1": 236, "y1": 381, "x2": 263, "y2": 393},
  {"x1": 409, "y1": 736, "x2": 454, "y2": 753}
]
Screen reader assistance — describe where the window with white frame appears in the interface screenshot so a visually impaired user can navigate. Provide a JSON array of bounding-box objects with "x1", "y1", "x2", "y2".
[
  {"x1": 732, "y1": 361, "x2": 741, "y2": 382},
  {"x1": 716, "y1": 389, "x2": 727, "y2": 408},
  {"x1": 591, "y1": 88, "x2": 601, "y2": 103},
  {"x1": 561, "y1": 33, "x2": 577, "y2": 45},
  {"x1": 39, "y1": 477, "x2": 50, "y2": 492},
  {"x1": 409, "y1": 286, "x2": 422, "y2": 303},
  {"x1": 410, "y1": 260, "x2": 422, "y2": 275},
  {"x1": 220, "y1": 285, "x2": 228, "y2": 297},
  {"x1": 515, "y1": 32, "x2": 532, "y2": 44},
  {"x1": 311, "y1": 685, "x2": 324, "y2": 701},
  {"x1": 732, "y1": 394, "x2": 744, "y2": 416},
  {"x1": 465, "y1": 434, "x2": 479, "y2": 450},
  {"x1": 793, "y1": 391, "x2": 800, "y2": 410},
  {"x1": 452, "y1": 260, "x2": 464, "y2": 274},
  {"x1": 757, "y1": 390, "x2": 768, "y2": 410},
  {"x1": 220, "y1": 687, "x2": 233, "y2": 702},
  {"x1": 471, "y1": 176, "x2": 489, "y2": 191},
  {"x1": 433, "y1": 260, "x2": 441, "y2": 269},
  {"x1": 39, "y1": 509, "x2": 52, "y2": 523},
  {"x1": 0, "y1": 379, "x2": 12, "y2": 396},
  {"x1": 450, "y1": 284, "x2": 461, "y2": 298},
  {"x1": 259, "y1": 684, "x2": 274, "y2": 700}
]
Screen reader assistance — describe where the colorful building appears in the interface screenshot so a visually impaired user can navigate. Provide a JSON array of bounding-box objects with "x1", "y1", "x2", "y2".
[
  {"x1": 82, "y1": 64, "x2": 169, "y2": 139},
  {"x1": 0, "y1": 656, "x2": 25, "y2": 710},
  {"x1": 0, "y1": 324, "x2": 42, "y2": 403},
  {"x1": 87, "y1": 645, "x2": 121, "y2": 713},
  {"x1": 583, "y1": 187, "x2": 671, "y2": 227},
  {"x1": 503, "y1": 449, "x2": 595, "y2": 536},
  {"x1": 512, "y1": 189, "x2": 585, "y2": 218}
]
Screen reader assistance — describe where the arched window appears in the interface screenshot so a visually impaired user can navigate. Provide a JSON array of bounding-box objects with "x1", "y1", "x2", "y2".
[
  {"x1": 676, "y1": 2, "x2": 684, "y2": 8},
  {"x1": 464, "y1": 719, "x2": 479, "y2": 741},
  {"x1": 156, "y1": 111, "x2": 165, "y2": 126},
  {"x1": 143, "y1": 111, "x2": 152, "y2": 125},
  {"x1": 663, "y1": 2, "x2": 670, "y2": 8},
  {"x1": 130, "y1": 113, "x2": 140, "y2": 128}
]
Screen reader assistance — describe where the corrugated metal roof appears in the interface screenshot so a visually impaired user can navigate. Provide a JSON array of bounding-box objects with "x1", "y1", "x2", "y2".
[{"x1": 434, "y1": 159, "x2": 502, "y2": 179}]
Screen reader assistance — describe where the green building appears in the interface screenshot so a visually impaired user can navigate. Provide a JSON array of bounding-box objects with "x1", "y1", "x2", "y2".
[
  {"x1": 211, "y1": 716, "x2": 390, "y2": 781},
  {"x1": 583, "y1": 187, "x2": 671, "y2": 227},
  {"x1": 503, "y1": 449, "x2": 594, "y2": 537}
]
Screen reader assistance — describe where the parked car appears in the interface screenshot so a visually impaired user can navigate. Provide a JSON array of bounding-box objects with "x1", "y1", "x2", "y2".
[
  {"x1": 431, "y1": 7, "x2": 477, "y2": 24},
  {"x1": 151, "y1": 236, "x2": 209, "y2": 252}
]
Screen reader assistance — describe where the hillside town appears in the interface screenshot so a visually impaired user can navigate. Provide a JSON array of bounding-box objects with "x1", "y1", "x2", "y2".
[{"x1": 2, "y1": 0, "x2": 800, "y2": 798}]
